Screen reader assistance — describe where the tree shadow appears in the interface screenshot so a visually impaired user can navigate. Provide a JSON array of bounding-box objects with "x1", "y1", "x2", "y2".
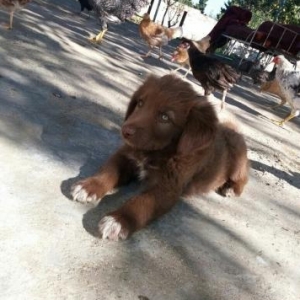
[
  {"x1": 235, "y1": 77, "x2": 300, "y2": 127},
  {"x1": 1, "y1": 1, "x2": 298, "y2": 299},
  {"x1": 250, "y1": 159, "x2": 300, "y2": 189}
]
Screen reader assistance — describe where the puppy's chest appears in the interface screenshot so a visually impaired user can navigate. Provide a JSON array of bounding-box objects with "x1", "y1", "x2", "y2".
[
  {"x1": 136, "y1": 159, "x2": 149, "y2": 180},
  {"x1": 132, "y1": 154, "x2": 165, "y2": 181}
]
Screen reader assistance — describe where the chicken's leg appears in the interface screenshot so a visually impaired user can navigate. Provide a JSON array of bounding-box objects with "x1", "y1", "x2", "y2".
[
  {"x1": 183, "y1": 67, "x2": 191, "y2": 78},
  {"x1": 173, "y1": 66, "x2": 182, "y2": 73},
  {"x1": 158, "y1": 46, "x2": 163, "y2": 60},
  {"x1": 271, "y1": 98, "x2": 287, "y2": 110},
  {"x1": 141, "y1": 46, "x2": 153, "y2": 58},
  {"x1": 173, "y1": 66, "x2": 191, "y2": 78},
  {"x1": 2, "y1": 10, "x2": 14, "y2": 29},
  {"x1": 220, "y1": 89, "x2": 227, "y2": 110},
  {"x1": 89, "y1": 29, "x2": 108, "y2": 44},
  {"x1": 9, "y1": 10, "x2": 14, "y2": 29},
  {"x1": 272, "y1": 110, "x2": 299, "y2": 126}
]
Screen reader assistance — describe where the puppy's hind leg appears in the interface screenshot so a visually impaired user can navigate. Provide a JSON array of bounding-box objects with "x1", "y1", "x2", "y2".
[
  {"x1": 233, "y1": 169, "x2": 249, "y2": 196},
  {"x1": 218, "y1": 159, "x2": 249, "y2": 197},
  {"x1": 217, "y1": 150, "x2": 250, "y2": 197},
  {"x1": 217, "y1": 179, "x2": 236, "y2": 197}
]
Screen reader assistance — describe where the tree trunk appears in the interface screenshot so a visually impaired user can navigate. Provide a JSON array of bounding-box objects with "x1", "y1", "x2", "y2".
[{"x1": 161, "y1": 6, "x2": 169, "y2": 26}]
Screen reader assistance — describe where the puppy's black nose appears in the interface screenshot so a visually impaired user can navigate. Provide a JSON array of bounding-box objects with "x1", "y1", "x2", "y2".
[{"x1": 122, "y1": 125, "x2": 136, "y2": 138}]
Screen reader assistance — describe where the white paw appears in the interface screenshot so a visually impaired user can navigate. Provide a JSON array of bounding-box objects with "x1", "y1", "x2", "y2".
[
  {"x1": 98, "y1": 216, "x2": 129, "y2": 241},
  {"x1": 71, "y1": 184, "x2": 99, "y2": 204}
]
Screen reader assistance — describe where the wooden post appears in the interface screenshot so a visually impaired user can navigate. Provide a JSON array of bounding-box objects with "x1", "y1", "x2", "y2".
[
  {"x1": 179, "y1": 11, "x2": 187, "y2": 27},
  {"x1": 147, "y1": 0, "x2": 155, "y2": 14},
  {"x1": 153, "y1": 0, "x2": 162, "y2": 22}
]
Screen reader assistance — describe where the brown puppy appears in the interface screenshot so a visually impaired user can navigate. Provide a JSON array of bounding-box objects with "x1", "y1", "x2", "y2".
[{"x1": 71, "y1": 74, "x2": 249, "y2": 241}]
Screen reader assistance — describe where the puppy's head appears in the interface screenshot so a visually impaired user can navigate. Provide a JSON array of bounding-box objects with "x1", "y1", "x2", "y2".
[{"x1": 122, "y1": 74, "x2": 217, "y2": 153}]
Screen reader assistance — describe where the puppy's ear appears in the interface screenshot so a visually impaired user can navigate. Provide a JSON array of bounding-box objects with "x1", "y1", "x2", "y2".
[{"x1": 177, "y1": 101, "x2": 218, "y2": 155}]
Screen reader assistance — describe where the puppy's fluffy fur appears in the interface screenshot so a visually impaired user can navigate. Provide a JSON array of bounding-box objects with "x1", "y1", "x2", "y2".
[{"x1": 71, "y1": 74, "x2": 249, "y2": 241}]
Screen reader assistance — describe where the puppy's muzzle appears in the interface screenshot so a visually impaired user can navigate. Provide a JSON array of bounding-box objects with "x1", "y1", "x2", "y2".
[{"x1": 122, "y1": 125, "x2": 136, "y2": 139}]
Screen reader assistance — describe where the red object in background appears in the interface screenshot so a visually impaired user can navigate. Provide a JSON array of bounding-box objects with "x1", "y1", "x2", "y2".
[
  {"x1": 207, "y1": 6, "x2": 300, "y2": 58},
  {"x1": 208, "y1": 6, "x2": 252, "y2": 43}
]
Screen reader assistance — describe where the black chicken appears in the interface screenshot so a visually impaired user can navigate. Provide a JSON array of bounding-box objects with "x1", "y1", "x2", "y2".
[
  {"x1": 180, "y1": 39, "x2": 240, "y2": 109},
  {"x1": 85, "y1": 0, "x2": 148, "y2": 43},
  {"x1": 78, "y1": 0, "x2": 93, "y2": 16}
]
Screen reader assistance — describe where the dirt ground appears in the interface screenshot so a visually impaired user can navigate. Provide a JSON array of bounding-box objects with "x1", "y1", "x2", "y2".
[{"x1": 0, "y1": 1, "x2": 299, "y2": 300}]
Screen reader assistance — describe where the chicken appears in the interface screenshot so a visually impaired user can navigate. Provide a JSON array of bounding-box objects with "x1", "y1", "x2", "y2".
[
  {"x1": 193, "y1": 35, "x2": 211, "y2": 53},
  {"x1": 139, "y1": 13, "x2": 183, "y2": 59},
  {"x1": 251, "y1": 61, "x2": 276, "y2": 85},
  {"x1": 87, "y1": 0, "x2": 148, "y2": 44},
  {"x1": 0, "y1": 0, "x2": 31, "y2": 29},
  {"x1": 78, "y1": 0, "x2": 93, "y2": 16},
  {"x1": 250, "y1": 63, "x2": 269, "y2": 85},
  {"x1": 272, "y1": 55, "x2": 300, "y2": 126},
  {"x1": 180, "y1": 39, "x2": 240, "y2": 110},
  {"x1": 260, "y1": 79, "x2": 288, "y2": 109},
  {"x1": 171, "y1": 44, "x2": 191, "y2": 77}
]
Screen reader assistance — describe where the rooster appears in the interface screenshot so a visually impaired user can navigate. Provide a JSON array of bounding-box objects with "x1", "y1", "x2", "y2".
[
  {"x1": 171, "y1": 44, "x2": 191, "y2": 77},
  {"x1": 139, "y1": 13, "x2": 183, "y2": 59},
  {"x1": 260, "y1": 79, "x2": 288, "y2": 110},
  {"x1": 272, "y1": 55, "x2": 300, "y2": 126},
  {"x1": 180, "y1": 39, "x2": 240, "y2": 109},
  {"x1": 0, "y1": 0, "x2": 31, "y2": 29},
  {"x1": 87, "y1": 0, "x2": 148, "y2": 44}
]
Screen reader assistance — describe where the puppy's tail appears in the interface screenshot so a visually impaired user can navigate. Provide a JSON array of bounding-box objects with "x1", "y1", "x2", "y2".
[
  {"x1": 218, "y1": 110, "x2": 241, "y2": 133},
  {"x1": 222, "y1": 120, "x2": 239, "y2": 132}
]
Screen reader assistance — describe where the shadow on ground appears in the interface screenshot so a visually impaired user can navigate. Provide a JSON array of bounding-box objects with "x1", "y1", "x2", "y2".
[{"x1": 1, "y1": 1, "x2": 300, "y2": 299}]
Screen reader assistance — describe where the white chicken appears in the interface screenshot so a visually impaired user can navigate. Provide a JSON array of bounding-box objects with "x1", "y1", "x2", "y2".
[{"x1": 272, "y1": 55, "x2": 300, "y2": 126}]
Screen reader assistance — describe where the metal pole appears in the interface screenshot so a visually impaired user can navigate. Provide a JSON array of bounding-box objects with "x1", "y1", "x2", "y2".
[
  {"x1": 153, "y1": 0, "x2": 162, "y2": 22},
  {"x1": 147, "y1": 0, "x2": 155, "y2": 14},
  {"x1": 179, "y1": 11, "x2": 187, "y2": 26}
]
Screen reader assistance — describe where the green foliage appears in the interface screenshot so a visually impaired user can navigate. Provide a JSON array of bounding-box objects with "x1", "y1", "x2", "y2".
[
  {"x1": 218, "y1": 0, "x2": 300, "y2": 27},
  {"x1": 193, "y1": 0, "x2": 208, "y2": 13},
  {"x1": 177, "y1": 0, "x2": 193, "y2": 6},
  {"x1": 176, "y1": 0, "x2": 208, "y2": 13}
]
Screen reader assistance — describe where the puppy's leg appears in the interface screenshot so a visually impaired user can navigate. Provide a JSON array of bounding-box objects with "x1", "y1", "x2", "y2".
[
  {"x1": 99, "y1": 180, "x2": 181, "y2": 241},
  {"x1": 217, "y1": 179, "x2": 236, "y2": 197},
  {"x1": 71, "y1": 147, "x2": 137, "y2": 204},
  {"x1": 218, "y1": 158, "x2": 249, "y2": 197},
  {"x1": 232, "y1": 176, "x2": 248, "y2": 196}
]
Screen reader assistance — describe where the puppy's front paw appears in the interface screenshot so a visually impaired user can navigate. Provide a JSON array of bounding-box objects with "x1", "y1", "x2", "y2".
[
  {"x1": 71, "y1": 178, "x2": 104, "y2": 204},
  {"x1": 98, "y1": 216, "x2": 130, "y2": 241},
  {"x1": 217, "y1": 180, "x2": 236, "y2": 198},
  {"x1": 218, "y1": 187, "x2": 235, "y2": 197}
]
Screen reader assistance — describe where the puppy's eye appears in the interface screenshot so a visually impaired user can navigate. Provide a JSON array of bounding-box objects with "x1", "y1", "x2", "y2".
[
  {"x1": 159, "y1": 112, "x2": 170, "y2": 123},
  {"x1": 137, "y1": 99, "x2": 144, "y2": 107}
]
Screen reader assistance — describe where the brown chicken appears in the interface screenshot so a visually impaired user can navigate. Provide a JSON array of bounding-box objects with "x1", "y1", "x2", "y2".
[
  {"x1": 0, "y1": 0, "x2": 31, "y2": 29},
  {"x1": 139, "y1": 13, "x2": 183, "y2": 59},
  {"x1": 260, "y1": 79, "x2": 288, "y2": 109},
  {"x1": 180, "y1": 39, "x2": 240, "y2": 110},
  {"x1": 171, "y1": 44, "x2": 191, "y2": 77}
]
